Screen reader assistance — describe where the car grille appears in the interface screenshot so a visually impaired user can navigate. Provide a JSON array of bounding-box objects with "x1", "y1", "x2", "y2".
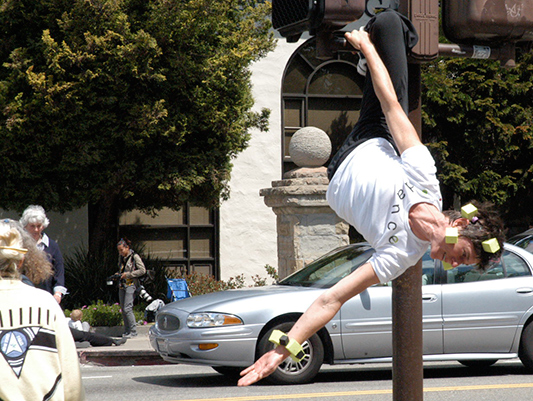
[{"x1": 156, "y1": 313, "x2": 180, "y2": 332}]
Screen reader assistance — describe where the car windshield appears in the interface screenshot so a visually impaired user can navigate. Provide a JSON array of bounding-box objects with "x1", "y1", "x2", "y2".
[{"x1": 279, "y1": 244, "x2": 375, "y2": 288}]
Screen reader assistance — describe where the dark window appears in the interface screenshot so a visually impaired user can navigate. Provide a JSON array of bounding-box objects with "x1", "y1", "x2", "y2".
[
  {"x1": 281, "y1": 38, "x2": 364, "y2": 175},
  {"x1": 119, "y1": 204, "x2": 219, "y2": 278}
]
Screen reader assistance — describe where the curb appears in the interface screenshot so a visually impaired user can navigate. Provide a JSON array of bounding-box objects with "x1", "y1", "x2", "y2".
[
  {"x1": 77, "y1": 324, "x2": 169, "y2": 366},
  {"x1": 78, "y1": 349, "x2": 169, "y2": 366},
  {"x1": 90, "y1": 323, "x2": 154, "y2": 337}
]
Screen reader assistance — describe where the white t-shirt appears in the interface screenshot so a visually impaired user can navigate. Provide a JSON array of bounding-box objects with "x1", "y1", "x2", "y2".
[
  {"x1": 327, "y1": 138, "x2": 442, "y2": 283},
  {"x1": 67, "y1": 318, "x2": 83, "y2": 331}
]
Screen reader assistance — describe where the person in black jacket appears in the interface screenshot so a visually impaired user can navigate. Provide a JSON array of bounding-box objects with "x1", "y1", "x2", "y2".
[
  {"x1": 20, "y1": 205, "x2": 67, "y2": 304},
  {"x1": 68, "y1": 309, "x2": 127, "y2": 347}
]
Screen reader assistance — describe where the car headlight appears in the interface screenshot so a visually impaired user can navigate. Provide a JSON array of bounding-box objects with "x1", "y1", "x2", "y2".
[{"x1": 187, "y1": 313, "x2": 243, "y2": 328}]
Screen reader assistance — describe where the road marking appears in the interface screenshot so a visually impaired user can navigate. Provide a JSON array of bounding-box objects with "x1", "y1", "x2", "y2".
[
  {"x1": 82, "y1": 376, "x2": 113, "y2": 380},
  {"x1": 425, "y1": 383, "x2": 533, "y2": 392},
  {"x1": 171, "y1": 382, "x2": 533, "y2": 401}
]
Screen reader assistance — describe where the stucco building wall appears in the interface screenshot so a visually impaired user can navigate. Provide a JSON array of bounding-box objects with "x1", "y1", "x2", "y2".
[{"x1": 218, "y1": 36, "x2": 305, "y2": 281}]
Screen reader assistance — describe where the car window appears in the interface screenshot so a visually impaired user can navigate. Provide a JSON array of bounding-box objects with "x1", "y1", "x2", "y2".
[
  {"x1": 445, "y1": 250, "x2": 531, "y2": 284},
  {"x1": 422, "y1": 250, "x2": 435, "y2": 285},
  {"x1": 508, "y1": 234, "x2": 533, "y2": 254},
  {"x1": 505, "y1": 251, "x2": 532, "y2": 277},
  {"x1": 520, "y1": 238, "x2": 533, "y2": 254},
  {"x1": 279, "y1": 245, "x2": 375, "y2": 288}
]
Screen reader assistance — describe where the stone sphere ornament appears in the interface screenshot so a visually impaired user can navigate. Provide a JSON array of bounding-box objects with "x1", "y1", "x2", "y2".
[{"x1": 289, "y1": 127, "x2": 332, "y2": 167}]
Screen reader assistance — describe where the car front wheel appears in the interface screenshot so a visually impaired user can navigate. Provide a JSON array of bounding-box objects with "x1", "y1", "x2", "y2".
[{"x1": 257, "y1": 322, "x2": 324, "y2": 385}]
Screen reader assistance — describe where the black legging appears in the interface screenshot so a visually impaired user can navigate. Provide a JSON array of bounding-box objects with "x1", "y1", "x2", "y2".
[
  {"x1": 328, "y1": 9, "x2": 419, "y2": 180},
  {"x1": 70, "y1": 327, "x2": 115, "y2": 347}
]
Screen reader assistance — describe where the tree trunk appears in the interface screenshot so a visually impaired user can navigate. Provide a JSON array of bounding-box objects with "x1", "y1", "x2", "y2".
[{"x1": 88, "y1": 191, "x2": 120, "y2": 266}]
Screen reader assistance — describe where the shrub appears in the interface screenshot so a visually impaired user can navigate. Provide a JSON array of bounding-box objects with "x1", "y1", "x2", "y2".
[
  {"x1": 63, "y1": 246, "x2": 118, "y2": 310},
  {"x1": 65, "y1": 301, "x2": 145, "y2": 327},
  {"x1": 63, "y1": 244, "x2": 169, "y2": 310},
  {"x1": 63, "y1": 242, "x2": 279, "y2": 310},
  {"x1": 170, "y1": 265, "x2": 278, "y2": 297}
]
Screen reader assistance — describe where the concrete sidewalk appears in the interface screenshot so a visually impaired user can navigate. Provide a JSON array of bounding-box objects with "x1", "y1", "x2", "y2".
[{"x1": 77, "y1": 324, "x2": 169, "y2": 366}]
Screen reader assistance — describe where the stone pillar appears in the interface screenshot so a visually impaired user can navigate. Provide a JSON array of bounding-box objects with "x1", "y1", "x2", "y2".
[{"x1": 260, "y1": 127, "x2": 350, "y2": 279}]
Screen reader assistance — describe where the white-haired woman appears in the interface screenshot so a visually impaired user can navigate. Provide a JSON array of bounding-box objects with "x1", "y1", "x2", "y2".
[
  {"x1": 20, "y1": 205, "x2": 67, "y2": 303},
  {"x1": 0, "y1": 219, "x2": 85, "y2": 400}
]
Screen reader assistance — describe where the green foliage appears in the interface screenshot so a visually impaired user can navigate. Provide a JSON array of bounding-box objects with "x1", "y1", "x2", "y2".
[
  {"x1": 65, "y1": 301, "x2": 145, "y2": 327},
  {"x1": 65, "y1": 265, "x2": 276, "y2": 325},
  {"x1": 63, "y1": 245, "x2": 118, "y2": 310},
  {"x1": 168, "y1": 264, "x2": 278, "y2": 296},
  {"x1": 0, "y1": 0, "x2": 276, "y2": 239},
  {"x1": 63, "y1": 242, "x2": 278, "y2": 308},
  {"x1": 422, "y1": 46, "x2": 533, "y2": 224},
  {"x1": 252, "y1": 264, "x2": 278, "y2": 286},
  {"x1": 63, "y1": 243, "x2": 168, "y2": 309}
]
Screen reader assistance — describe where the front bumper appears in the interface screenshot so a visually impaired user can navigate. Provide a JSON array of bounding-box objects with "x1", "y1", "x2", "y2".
[{"x1": 149, "y1": 323, "x2": 261, "y2": 367}]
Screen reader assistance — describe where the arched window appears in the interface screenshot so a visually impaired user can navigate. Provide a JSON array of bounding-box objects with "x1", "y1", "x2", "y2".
[{"x1": 282, "y1": 38, "x2": 364, "y2": 174}]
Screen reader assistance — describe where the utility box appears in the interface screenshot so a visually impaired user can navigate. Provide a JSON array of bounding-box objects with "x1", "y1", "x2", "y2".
[
  {"x1": 406, "y1": 0, "x2": 439, "y2": 60},
  {"x1": 272, "y1": 0, "x2": 365, "y2": 42},
  {"x1": 443, "y1": 0, "x2": 533, "y2": 44}
]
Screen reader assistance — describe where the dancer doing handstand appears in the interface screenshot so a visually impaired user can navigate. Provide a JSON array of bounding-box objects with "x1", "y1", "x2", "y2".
[{"x1": 238, "y1": 9, "x2": 505, "y2": 386}]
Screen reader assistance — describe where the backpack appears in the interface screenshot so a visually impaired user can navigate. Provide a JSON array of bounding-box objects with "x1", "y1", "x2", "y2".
[
  {"x1": 140, "y1": 269, "x2": 156, "y2": 285},
  {"x1": 129, "y1": 251, "x2": 155, "y2": 285}
]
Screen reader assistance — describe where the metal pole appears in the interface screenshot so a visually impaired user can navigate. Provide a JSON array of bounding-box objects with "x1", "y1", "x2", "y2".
[
  {"x1": 391, "y1": 62, "x2": 424, "y2": 401},
  {"x1": 392, "y1": 260, "x2": 423, "y2": 400},
  {"x1": 438, "y1": 43, "x2": 516, "y2": 68}
]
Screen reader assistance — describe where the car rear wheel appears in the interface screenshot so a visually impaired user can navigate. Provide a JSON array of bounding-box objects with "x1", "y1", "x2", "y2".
[
  {"x1": 519, "y1": 320, "x2": 533, "y2": 370},
  {"x1": 257, "y1": 322, "x2": 324, "y2": 385},
  {"x1": 458, "y1": 359, "x2": 498, "y2": 368}
]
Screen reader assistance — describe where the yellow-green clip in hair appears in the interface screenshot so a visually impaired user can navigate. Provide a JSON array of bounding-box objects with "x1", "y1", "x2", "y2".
[
  {"x1": 445, "y1": 227, "x2": 458, "y2": 244},
  {"x1": 443, "y1": 261, "x2": 454, "y2": 270},
  {"x1": 482, "y1": 238, "x2": 500, "y2": 253},
  {"x1": 461, "y1": 203, "x2": 478, "y2": 220}
]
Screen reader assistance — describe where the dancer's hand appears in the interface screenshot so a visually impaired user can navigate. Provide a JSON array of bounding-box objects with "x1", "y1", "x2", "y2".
[
  {"x1": 345, "y1": 26, "x2": 371, "y2": 51},
  {"x1": 237, "y1": 347, "x2": 289, "y2": 386}
]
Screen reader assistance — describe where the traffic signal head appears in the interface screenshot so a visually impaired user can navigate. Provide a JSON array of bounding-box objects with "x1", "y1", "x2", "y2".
[
  {"x1": 442, "y1": 0, "x2": 533, "y2": 45},
  {"x1": 272, "y1": 0, "x2": 365, "y2": 42}
]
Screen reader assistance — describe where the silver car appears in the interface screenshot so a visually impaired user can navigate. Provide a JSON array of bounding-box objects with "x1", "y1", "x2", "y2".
[{"x1": 149, "y1": 243, "x2": 533, "y2": 384}]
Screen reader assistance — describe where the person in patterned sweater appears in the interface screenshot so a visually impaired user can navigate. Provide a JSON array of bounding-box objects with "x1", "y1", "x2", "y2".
[{"x1": 0, "y1": 219, "x2": 85, "y2": 401}]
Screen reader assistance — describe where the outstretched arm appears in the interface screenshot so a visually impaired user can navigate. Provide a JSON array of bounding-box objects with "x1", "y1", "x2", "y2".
[
  {"x1": 238, "y1": 262, "x2": 379, "y2": 386},
  {"x1": 345, "y1": 28, "x2": 421, "y2": 154}
]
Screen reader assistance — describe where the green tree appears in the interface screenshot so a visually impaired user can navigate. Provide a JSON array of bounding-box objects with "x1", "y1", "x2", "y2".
[
  {"x1": 422, "y1": 45, "x2": 533, "y2": 226},
  {"x1": 0, "y1": 0, "x2": 275, "y2": 258}
]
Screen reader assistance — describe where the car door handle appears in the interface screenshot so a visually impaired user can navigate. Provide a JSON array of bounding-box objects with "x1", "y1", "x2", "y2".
[
  {"x1": 422, "y1": 294, "x2": 438, "y2": 302},
  {"x1": 516, "y1": 287, "x2": 533, "y2": 294}
]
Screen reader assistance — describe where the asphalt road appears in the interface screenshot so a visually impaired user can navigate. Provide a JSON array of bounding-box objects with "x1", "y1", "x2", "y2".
[{"x1": 81, "y1": 359, "x2": 533, "y2": 401}]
